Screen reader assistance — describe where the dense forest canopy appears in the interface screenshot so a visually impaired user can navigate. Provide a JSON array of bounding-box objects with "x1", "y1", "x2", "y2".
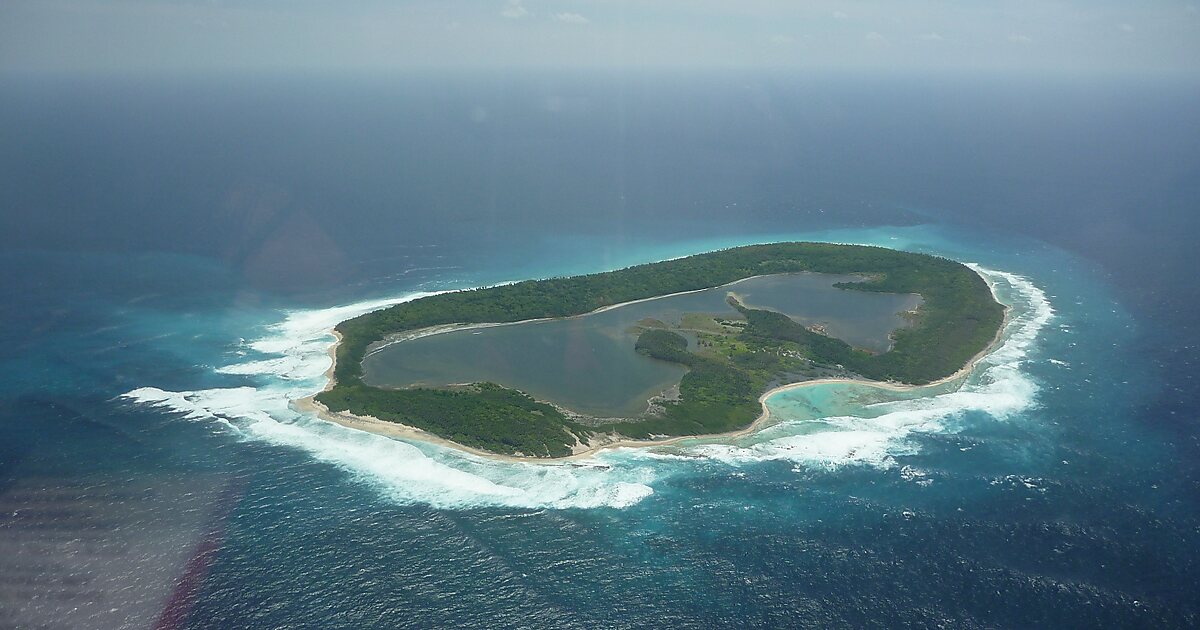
[{"x1": 316, "y1": 243, "x2": 1005, "y2": 457}]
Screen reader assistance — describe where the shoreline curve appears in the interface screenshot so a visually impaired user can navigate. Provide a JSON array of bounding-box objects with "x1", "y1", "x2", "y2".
[{"x1": 292, "y1": 268, "x2": 1010, "y2": 465}]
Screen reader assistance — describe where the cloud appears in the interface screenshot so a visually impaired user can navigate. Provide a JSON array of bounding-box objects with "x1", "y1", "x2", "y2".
[
  {"x1": 865, "y1": 31, "x2": 888, "y2": 45},
  {"x1": 501, "y1": 0, "x2": 528, "y2": 19},
  {"x1": 554, "y1": 12, "x2": 589, "y2": 25},
  {"x1": 1118, "y1": 23, "x2": 1134, "y2": 33},
  {"x1": 4, "y1": 0, "x2": 1196, "y2": 75}
]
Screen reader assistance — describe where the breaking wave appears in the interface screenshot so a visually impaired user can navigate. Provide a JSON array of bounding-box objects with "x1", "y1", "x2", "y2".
[
  {"x1": 684, "y1": 266, "x2": 1053, "y2": 470},
  {"x1": 122, "y1": 291, "x2": 658, "y2": 510},
  {"x1": 122, "y1": 266, "x2": 1050, "y2": 509}
]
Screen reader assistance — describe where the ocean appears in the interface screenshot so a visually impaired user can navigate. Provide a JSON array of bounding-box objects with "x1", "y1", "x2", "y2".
[{"x1": 1, "y1": 72, "x2": 1198, "y2": 628}]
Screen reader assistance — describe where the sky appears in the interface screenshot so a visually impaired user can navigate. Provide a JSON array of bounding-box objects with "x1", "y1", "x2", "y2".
[{"x1": 2, "y1": 1, "x2": 1199, "y2": 75}]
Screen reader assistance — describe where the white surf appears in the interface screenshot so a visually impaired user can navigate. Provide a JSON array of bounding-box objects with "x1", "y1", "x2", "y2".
[{"x1": 122, "y1": 266, "x2": 1049, "y2": 508}]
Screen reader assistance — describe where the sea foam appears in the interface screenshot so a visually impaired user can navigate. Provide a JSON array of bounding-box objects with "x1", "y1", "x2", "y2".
[
  {"x1": 122, "y1": 266, "x2": 1050, "y2": 509},
  {"x1": 680, "y1": 267, "x2": 1053, "y2": 471},
  {"x1": 122, "y1": 291, "x2": 660, "y2": 510}
]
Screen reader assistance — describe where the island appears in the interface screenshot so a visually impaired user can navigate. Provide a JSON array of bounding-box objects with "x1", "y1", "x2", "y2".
[{"x1": 305, "y1": 243, "x2": 1005, "y2": 459}]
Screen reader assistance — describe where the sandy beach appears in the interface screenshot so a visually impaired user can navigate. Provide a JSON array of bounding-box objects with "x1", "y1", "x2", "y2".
[{"x1": 293, "y1": 269, "x2": 1010, "y2": 464}]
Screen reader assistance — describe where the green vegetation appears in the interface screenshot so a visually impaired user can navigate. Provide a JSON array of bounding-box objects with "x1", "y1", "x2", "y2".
[
  {"x1": 678, "y1": 312, "x2": 729, "y2": 333},
  {"x1": 635, "y1": 329, "x2": 692, "y2": 364},
  {"x1": 615, "y1": 328, "x2": 762, "y2": 438},
  {"x1": 315, "y1": 242, "x2": 1004, "y2": 458},
  {"x1": 317, "y1": 382, "x2": 590, "y2": 458},
  {"x1": 735, "y1": 302, "x2": 871, "y2": 371}
]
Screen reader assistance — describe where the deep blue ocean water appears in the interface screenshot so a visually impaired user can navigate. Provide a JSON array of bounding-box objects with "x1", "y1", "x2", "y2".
[{"x1": 2, "y1": 73, "x2": 1198, "y2": 628}]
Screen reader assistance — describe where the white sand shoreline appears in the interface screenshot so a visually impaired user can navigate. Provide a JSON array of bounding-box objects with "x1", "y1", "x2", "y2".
[{"x1": 293, "y1": 268, "x2": 1010, "y2": 465}]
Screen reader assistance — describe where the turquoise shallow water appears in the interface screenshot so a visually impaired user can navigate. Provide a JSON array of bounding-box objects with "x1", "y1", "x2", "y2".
[
  {"x1": 99, "y1": 222, "x2": 1171, "y2": 624},
  {"x1": 3, "y1": 75, "x2": 1198, "y2": 627},
  {"x1": 7, "y1": 221, "x2": 1197, "y2": 628}
]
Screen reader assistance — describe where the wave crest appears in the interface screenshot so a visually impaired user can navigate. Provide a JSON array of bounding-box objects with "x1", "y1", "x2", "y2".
[
  {"x1": 122, "y1": 292, "x2": 659, "y2": 510},
  {"x1": 121, "y1": 266, "x2": 1050, "y2": 508},
  {"x1": 683, "y1": 266, "x2": 1052, "y2": 470}
]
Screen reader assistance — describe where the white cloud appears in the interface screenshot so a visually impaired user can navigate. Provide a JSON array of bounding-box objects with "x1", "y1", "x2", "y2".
[
  {"x1": 1008, "y1": 33, "x2": 1033, "y2": 44},
  {"x1": 832, "y1": 11, "x2": 849, "y2": 20},
  {"x1": 769, "y1": 34, "x2": 796, "y2": 46},
  {"x1": 919, "y1": 32, "x2": 943, "y2": 41},
  {"x1": 554, "y1": 12, "x2": 589, "y2": 25},
  {"x1": 501, "y1": 0, "x2": 528, "y2": 19},
  {"x1": 1118, "y1": 23, "x2": 1134, "y2": 33},
  {"x1": 866, "y1": 31, "x2": 888, "y2": 45}
]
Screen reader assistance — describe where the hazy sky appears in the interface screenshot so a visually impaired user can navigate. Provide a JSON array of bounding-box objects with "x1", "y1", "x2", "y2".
[{"x1": 3, "y1": 1, "x2": 1199, "y2": 75}]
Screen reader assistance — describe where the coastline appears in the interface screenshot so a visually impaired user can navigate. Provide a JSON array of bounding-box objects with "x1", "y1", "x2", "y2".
[{"x1": 293, "y1": 267, "x2": 1010, "y2": 465}]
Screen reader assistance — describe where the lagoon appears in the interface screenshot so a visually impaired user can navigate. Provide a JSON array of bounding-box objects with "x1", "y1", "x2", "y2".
[{"x1": 361, "y1": 273, "x2": 921, "y2": 417}]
